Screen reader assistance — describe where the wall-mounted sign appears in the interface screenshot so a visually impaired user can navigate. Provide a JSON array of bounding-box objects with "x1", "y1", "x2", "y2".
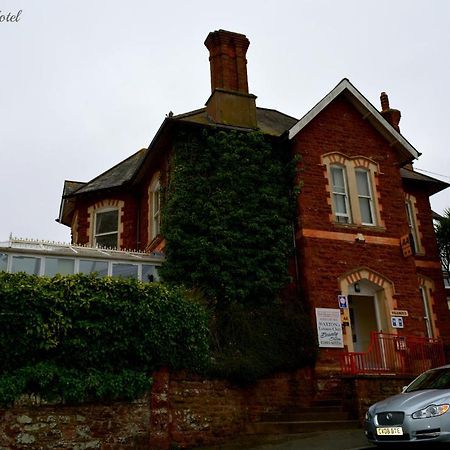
[
  {"x1": 391, "y1": 310, "x2": 409, "y2": 317},
  {"x1": 316, "y1": 308, "x2": 344, "y2": 348},
  {"x1": 340, "y1": 308, "x2": 350, "y2": 326},
  {"x1": 338, "y1": 295, "x2": 348, "y2": 309},
  {"x1": 400, "y1": 234, "x2": 413, "y2": 258},
  {"x1": 391, "y1": 317, "x2": 404, "y2": 328}
]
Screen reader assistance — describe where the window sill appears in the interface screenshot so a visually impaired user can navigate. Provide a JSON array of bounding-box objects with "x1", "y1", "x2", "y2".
[{"x1": 332, "y1": 222, "x2": 386, "y2": 233}]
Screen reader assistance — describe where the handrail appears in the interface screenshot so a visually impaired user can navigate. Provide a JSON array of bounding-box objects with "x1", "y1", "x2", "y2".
[{"x1": 341, "y1": 332, "x2": 445, "y2": 376}]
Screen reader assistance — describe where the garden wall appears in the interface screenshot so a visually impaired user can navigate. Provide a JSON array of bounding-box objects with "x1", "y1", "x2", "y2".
[
  {"x1": 341, "y1": 374, "x2": 414, "y2": 424},
  {"x1": 0, "y1": 367, "x2": 314, "y2": 449}
]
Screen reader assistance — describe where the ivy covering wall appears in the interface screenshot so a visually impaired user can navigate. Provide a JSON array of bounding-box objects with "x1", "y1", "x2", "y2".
[
  {"x1": 0, "y1": 272, "x2": 209, "y2": 404},
  {"x1": 160, "y1": 129, "x2": 295, "y2": 306},
  {"x1": 160, "y1": 128, "x2": 316, "y2": 382}
]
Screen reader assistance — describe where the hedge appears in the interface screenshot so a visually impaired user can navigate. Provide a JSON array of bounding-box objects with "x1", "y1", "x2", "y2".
[{"x1": 0, "y1": 272, "x2": 209, "y2": 404}]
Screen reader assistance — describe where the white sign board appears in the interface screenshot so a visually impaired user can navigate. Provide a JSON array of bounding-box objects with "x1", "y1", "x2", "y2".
[
  {"x1": 316, "y1": 308, "x2": 344, "y2": 348},
  {"x1": 391, "y1": 317, "x2": 404, "y2": 328}
]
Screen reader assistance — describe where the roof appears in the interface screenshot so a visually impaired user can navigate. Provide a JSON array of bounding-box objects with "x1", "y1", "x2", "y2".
[
  {"x1": 62, "y1": 107, "x2": 296, "y2": 200},
  {"x1": 69, "y1": 148, "x2": 147, "y2": 196},
  {"x1": 288, "y1": 79, "x2": 420, "y2": 163},
  {"x1": 0, "y1": 238, "x2": 164, "y2": 262},
  {"x1": 174, "y1": 106, "x2": 298, "y2": 136},
  {"x1": 401, "y1": 167, "x2": 449, "y2": 195}
]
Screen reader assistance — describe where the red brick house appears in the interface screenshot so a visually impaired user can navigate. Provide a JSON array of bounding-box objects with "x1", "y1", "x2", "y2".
[{"x1": 58, "y1": 29, "x2": 450, "y2": 382}]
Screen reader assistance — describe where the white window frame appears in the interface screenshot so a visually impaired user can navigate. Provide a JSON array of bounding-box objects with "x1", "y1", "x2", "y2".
[
  {"x1": 330, "y1": 165, "x2": 351, "y2": 224},
  {"x1": 355, "y1": 168, "x2": 375, "y2": 226},
  {"x1": 148, "y1": 175, "x2": 162, "y2": 241},
  {"x1": 94, "y1": 207, "x2": 119, "y2": 249},
  {"x1": 405, "y1": 196, "x2": 423, "y2": 255},
  {"x1": 322, "y1": 154, "x2": 381, "y2": 228},
  {"x1": 420, "y1": 286, "x2": 434, "y2": 338}
]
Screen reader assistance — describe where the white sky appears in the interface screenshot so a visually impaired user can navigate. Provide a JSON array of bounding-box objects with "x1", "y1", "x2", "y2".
[{"x1": 1, "y1": 0, "x2": 449, "y2": 243}]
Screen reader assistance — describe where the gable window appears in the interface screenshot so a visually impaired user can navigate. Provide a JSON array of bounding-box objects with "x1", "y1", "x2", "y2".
[
  {"x1": 94, "y1": 209, "x2": 119, "y2": 248},
  {"x1": 323, "y1": 153, "x2": 382, "y2": 228},
  {"x1": 330, "y1": 165, "x2": 351, "y2": 223},
  {"x1": 356, "y1": 169, "x2": 375, "y2": 225}
]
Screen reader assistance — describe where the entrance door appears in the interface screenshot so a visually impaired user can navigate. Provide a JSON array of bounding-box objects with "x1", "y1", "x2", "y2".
[{"x1": 349, "y1": 295, "x2": 378, "y2": 352}]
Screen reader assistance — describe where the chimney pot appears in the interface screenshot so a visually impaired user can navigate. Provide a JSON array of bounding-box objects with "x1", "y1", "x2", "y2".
[
  {"x1": 380, "y1": 91, "x2": 401, "y2": 132},
  {"x1": 380, "y1": 92, "x2": 390, "y2": 111}
]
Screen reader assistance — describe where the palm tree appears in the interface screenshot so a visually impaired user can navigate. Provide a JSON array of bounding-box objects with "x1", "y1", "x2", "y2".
[{"x1": 435, "y1": 208, "x2": 450, "y2": 274}]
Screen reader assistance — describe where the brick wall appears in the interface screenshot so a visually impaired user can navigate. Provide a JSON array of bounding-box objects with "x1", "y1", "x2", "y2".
[{"x1": 291, "y1": 95, "x2": 450, "y2": 371}]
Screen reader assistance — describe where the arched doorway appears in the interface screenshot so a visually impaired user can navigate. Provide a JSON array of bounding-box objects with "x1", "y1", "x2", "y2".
[{"x1": 339, "y1": 268, "x2": 396, "y2": 352}]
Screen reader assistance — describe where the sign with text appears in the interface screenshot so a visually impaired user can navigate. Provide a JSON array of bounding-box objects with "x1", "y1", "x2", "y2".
[
  {"x1": 316, "y1": 308, "x2": 344, "y2": 348},
  {"x1": 390, "y1": 310, "x2": 409, "y2": 317}
]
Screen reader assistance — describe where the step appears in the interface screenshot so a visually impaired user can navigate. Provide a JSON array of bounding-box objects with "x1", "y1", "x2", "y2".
[{"x1": 246, "y1": 419, "x2": 360, "y2": 435}]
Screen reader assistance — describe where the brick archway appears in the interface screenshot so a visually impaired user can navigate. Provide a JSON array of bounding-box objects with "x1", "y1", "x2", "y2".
[{"x1": 338, "y1": 267, "x2": 397, "y2": 351}]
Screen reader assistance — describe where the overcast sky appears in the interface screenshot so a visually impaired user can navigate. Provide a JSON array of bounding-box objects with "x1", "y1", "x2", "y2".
[{"x1": 1, "y1": 0, "x2": 449, "y2": 243}]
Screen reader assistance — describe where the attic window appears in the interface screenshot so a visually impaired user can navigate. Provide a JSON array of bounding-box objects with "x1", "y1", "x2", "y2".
[{"x1": 94, "y1": 209, "x2": 119, "y2": 249}]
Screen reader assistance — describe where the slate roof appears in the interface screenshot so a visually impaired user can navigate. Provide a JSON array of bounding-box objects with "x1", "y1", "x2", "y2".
[
  {"x1": 174, "y1": 107, "x2": 298, "y2": 136},
  {"x1": 71, "y1": 148, "x2": 147, "y2": 196},
  {"x1": 400, "y1": 167, "x2": 449, "y2": 194},
  {"x1": 62, "y1": 108, "x2": 297, "y2": 199}
]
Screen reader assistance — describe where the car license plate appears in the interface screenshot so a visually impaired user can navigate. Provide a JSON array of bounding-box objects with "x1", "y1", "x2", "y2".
[{"x1": 376, "y1": 427, "x2": 403, "y2": 436}]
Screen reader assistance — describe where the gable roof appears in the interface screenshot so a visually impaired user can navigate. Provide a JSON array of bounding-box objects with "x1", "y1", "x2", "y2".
[{"x1": 288, "y1": 79, "x2": 420, "y2": 163}]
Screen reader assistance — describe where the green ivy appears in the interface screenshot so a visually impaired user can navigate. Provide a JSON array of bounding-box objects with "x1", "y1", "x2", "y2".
[
  {"x1": 0, "y1": 273, "x2": 210, "y2": 404},
  {"x1": 159, "y1": 128, "x2": 316, "y2": 382},
  {"x1": 160, "y1": 129, "x2": 297, "y2": 306}
]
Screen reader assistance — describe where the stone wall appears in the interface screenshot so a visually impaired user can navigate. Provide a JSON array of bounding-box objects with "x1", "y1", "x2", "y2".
[
  {"x1": 0, "y1": 396, "x2": 150, "y2": 450},
  {"x1": 150, "y1": 367, "x2": 314, "y2": 449},
  {"x1": 0, "y1": 367, "x2": 314, "y2": 450},
  {"x1": 341, "y1": 375, "x2": 414, "y2": 423}
]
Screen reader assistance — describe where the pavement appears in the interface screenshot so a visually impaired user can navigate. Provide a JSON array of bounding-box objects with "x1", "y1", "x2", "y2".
[{"x1": 195, "y1": 428, "x2": 375, "y2": 450}]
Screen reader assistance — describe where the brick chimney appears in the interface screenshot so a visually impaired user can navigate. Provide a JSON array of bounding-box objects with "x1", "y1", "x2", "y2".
[
  {"x1": 204, "y1": 30, "x2": 257, "y2": 128},
  {"x1": 380, "y1": 92, "x2": 401, "y2": 132}
]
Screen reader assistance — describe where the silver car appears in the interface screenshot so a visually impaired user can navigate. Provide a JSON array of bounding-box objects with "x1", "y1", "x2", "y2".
[{"x1": 365, "y1": 365, "x2": 450, "y2": 446}]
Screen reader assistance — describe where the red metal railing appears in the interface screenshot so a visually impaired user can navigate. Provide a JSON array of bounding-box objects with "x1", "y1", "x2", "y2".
[{"x1": 341, "y1": 332, "x2": 445, "y2": 376}]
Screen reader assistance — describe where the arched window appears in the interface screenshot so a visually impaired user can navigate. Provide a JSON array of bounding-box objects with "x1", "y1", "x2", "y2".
[{"x1": 323, "y1": 153, "x2": 381, "y2": 227}]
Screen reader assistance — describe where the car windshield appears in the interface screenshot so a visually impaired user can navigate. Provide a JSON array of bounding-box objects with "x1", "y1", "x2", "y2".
[{"x1": 406, "y1": 368, "x2": 450, "y2": 392}]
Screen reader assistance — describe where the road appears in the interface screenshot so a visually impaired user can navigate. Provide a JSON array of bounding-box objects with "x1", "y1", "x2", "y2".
[{"x1": 195, "y1": 428, "x2": 375, "y2": 450}]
